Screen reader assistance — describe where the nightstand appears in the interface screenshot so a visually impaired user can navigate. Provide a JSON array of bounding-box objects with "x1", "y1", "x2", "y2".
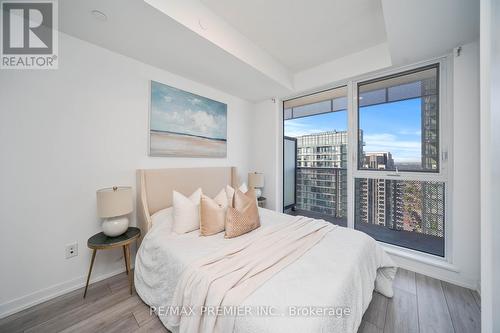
[
  {"x1": 84, "y1": 227, "x2": 140, "y2": 298},
  {"x1": 257, "y1": 196, "x2": 266, "y2": 208}
]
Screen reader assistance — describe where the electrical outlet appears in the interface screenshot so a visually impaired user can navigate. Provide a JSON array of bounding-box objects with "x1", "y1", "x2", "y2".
[{"x1": 65, "y1": 242, "x2": 78, "y2": 259}]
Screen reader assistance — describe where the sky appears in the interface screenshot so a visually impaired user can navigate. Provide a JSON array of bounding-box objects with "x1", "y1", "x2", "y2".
[
  {"x1": 150, "y1": 81, "x2": 227, "y2": 139},
  {"x1": 284, "y1": 98, "x2": 422, "y2": 163}
]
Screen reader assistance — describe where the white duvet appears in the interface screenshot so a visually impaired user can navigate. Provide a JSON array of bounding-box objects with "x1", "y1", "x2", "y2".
[{"x1": 134, "y1": 208, "x2": 397, "y2": 333}]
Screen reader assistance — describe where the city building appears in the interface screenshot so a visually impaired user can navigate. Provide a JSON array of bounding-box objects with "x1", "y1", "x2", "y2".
[
  {"x1": 421, "y1": 77, "x2": 445, "y2": 237},
  {"x1": 421, "y1": 77, "x2": 439, "y2": 171},
  {"x1": 356, "y1": 152, "x2": 397, "y2": 227},
  {"x1": 294, "y1": 129, "x2": 444, "y2": 238},
  {"x1": 362, "y1": 152, "x2": 395, "y2": 170},
  {"x1": 295, "y1": 131, "x2": 348, "y2": 218}
]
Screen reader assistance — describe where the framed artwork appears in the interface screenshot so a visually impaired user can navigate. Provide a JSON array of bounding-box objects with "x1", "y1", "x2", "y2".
[{"x1": 149, "y1": 80, "x2": 227, "y2": 157}]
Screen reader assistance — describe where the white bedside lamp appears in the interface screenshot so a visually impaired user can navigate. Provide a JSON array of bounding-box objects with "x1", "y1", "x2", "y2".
[
  {"x1": 248, "y1": 172, "x2": 265, "y2": 198},
  {"x1": 96, "y1": 186, "x2": 133, "y2": 237}
]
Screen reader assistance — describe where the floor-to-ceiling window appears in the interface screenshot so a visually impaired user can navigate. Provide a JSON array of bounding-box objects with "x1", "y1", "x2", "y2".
[
  {"x1": 283, "y1": 87, "x2": 348, "y2": 226},
  {"x1": 354, "y1": 64, "x2": 446, "y2": 257},
  {"x1": 283, "y1": 61, "x2": 449, "y2": 257}
]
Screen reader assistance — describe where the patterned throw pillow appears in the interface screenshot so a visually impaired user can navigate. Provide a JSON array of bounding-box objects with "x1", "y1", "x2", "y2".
[{"x1": 224, "y1": 188, "x2": 260, "y2": 238}]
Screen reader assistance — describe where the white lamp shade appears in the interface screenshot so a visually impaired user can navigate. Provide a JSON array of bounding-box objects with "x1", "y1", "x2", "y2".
[
  {"x1": 248, "y1": 172, "x2": 264, "y2": 188},
  {"x1": 96, "y1": 186, "x2": 133, "y2": 218}
]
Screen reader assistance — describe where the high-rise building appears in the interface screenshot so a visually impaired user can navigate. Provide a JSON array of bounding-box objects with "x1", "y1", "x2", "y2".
[
  {"x1": 294, "y1": 129, "x2": 444, "y2": 239},
  {"x1": 356, "y1": 152, "x2": 396, "y2": 226},
  {"x1": 362, "y1": 152, "x2": 395, "y2": 170},
  {"x1": 421, "y1": 77, "x2": 445, "y2": 237},
  {"x1": 295, "y1": 131, "x2": 348, "y2": 218},
  {"x1": 421, "y1": 78, "x2": 439, "y2": 171}
]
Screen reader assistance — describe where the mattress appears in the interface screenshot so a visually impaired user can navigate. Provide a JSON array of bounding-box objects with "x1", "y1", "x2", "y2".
[{"x1": 134, "y1": 208, "x2": 396, "y2": 333}]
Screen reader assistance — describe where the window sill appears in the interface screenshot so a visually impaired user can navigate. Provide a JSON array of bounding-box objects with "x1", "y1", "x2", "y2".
[{"x1": 380, "y1": 242, "x2": 459, "y2": 273}]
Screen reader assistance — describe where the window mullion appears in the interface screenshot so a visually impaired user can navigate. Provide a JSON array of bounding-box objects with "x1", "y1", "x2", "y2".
[{"x1": 347, "y1": 80, "x2": 356, "y2": 229}]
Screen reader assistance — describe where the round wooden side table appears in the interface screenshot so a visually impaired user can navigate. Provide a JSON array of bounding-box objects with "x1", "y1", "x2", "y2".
[{"x1": 83, "y1": 227, "x2": 141, "y2": 298}]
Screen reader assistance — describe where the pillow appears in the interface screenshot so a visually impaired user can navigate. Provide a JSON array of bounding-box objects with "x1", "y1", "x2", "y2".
[
  {"x1": 225, "y1": 188, "x2": 260, "y2": 238},
  {"x1": 226, "y1": 185, "x2": 235, "y2": 207},
  {"x1": 200, "y1": 189, "x2": 229, "y2": 236},
  {"x1": 239, "y1": 182, "x2": 248, "y2": 193},
  {"x1": 225, "y1": 183, "x2": 251, "y2": 207},
  {"x1": 172, "y1": 188, "x2": 202, "y2": 234}
]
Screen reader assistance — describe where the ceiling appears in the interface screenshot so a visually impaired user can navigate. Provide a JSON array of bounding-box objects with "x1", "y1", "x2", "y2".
[
  {"x1": 58, "y1": 0, "x2": 292, "y2": 101},
  {"x1": 57, "y1": 0, "x2": 480, "y2": 102},
  {"x1": 381, "y1": 0, "x2": 480, "y2": 65},
  {"x1": 201, "y1": 0, "x2": 387, "y2": 72}
]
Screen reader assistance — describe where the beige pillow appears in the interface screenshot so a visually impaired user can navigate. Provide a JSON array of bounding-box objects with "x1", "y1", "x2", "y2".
[
  {"x1": 225, "y1": 188, "x2": 260, "y2": 238},
  {"x1": 200, "y1": 189, "x2": 229, "y2": 236}
]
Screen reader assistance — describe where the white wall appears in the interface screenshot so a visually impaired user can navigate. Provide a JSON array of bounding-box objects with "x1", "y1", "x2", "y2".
[
  {"x1": 250, "y1": 100, "x2": 281, "y2": 210},
  {"x1": 0, "y1": 33, "x2": 254, "y2": 317},
  {"x1": 480, "y1": 0, "x2": 500, "y2": 331},
  {"x1": 254, "y1": 41, "x2": 481, "y2": 290},
  {"x1": 489, "y1": 6, "x2": 500, "y2": 331},
  {"x1": 448, "y1": 41, "x2": 481, "y2": 288}
]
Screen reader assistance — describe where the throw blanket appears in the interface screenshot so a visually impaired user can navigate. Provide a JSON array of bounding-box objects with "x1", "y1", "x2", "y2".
[{"x1": 166, "y1": 217, "x2": 336, "y2": 333}]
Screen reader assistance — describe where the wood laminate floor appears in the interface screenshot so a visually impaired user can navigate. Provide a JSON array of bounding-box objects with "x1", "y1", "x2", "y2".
[{"x1": 0, "y1": 269, "x2": 480, "y2": 333}]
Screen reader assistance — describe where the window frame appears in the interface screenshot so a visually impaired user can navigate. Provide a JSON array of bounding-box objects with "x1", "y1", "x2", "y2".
[
  {"x1": 281, "y1": 55, "x2": 453, "y2": 264},
  {"x1": 282, "y1": 85, "x2": 349, "y2": 220},
  {"x1": 349, "y1": 57, "x2": 452, "y2": 262},
  {"x1": 355, "y1": 63, "x2": 441, "y2": 174},
  {"x1": 351, "y1": 59, "x2": 450, "y2": 182}
]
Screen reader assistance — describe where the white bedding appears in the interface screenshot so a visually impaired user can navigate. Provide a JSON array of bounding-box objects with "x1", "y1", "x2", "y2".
[{"x1": 134, "y1": 208, "x2": 397, "y2": 333}]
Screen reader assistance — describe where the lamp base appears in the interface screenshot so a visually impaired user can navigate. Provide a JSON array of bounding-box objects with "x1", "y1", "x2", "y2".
[{"x1": 102, "y1": 216, "x2": 129, "y2": 237}]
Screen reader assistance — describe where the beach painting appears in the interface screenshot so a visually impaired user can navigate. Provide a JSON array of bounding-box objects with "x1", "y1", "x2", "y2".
[{"x1": 149, "y1": 81, "x2": 227, "y2": 157}]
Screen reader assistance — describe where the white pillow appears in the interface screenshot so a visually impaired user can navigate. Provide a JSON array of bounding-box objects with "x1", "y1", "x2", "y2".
[
  {"x1": 172, "y1": 188, "x2": 202, "y2": 234},
  {"x1": 239, "y1": 183, "x2": 248, "y2": 193}
]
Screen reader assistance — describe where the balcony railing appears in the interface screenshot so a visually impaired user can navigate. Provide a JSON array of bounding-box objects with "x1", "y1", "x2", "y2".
[{"x1": 286, "y1": 167, "x2": 445, "y2": 256}]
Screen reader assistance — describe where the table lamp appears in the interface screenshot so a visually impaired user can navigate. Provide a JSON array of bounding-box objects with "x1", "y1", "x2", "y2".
[
  {"x1": 248, "y1": 172, "x2": 265, "y2": 198},
  {"x1": 96, "y1": 186, "x2": 133, "y2": 237}
]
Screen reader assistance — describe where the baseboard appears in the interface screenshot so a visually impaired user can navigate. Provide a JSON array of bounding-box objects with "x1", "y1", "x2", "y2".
[
  {"x1": 0, "y1": 265, "x2": 134, "y2": 320},
  {"x1": 395, "y1": 261, "x2": 478, "y2": 290}
]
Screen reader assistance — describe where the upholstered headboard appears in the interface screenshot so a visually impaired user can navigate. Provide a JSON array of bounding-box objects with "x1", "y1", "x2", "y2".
[{"x1": 136, "y1": 167, "x2": 239, "y2": 237}]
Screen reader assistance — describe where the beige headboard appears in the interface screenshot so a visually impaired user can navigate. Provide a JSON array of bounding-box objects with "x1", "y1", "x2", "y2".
[{"x1": 136, "y1": 167, "x2": 239, "y2": 237}]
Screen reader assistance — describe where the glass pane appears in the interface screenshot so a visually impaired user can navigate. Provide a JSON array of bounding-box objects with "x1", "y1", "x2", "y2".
[
  {"x1": 354, "y1": 178, "x2": 445, "y2": 256},
  {"x1": 284, "y1": 87, "x2": 348, "y2": 120},
  {"x1": 331, "y1": 96, "x2": 348, "y2": 112},
  {"x1": 292, "y1": 100, "x2": 332, "y2": 118},
  {"x1": 283, "y1": 86, "x2": 348, "y2": 227},
  {"x1": 358, "y1": 65, "x2": 439, "y2": 172}
]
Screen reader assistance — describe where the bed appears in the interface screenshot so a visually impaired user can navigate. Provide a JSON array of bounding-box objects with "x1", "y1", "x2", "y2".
[{"x1": 134, "y1": 167, "x2": 397, "y2": 333}]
